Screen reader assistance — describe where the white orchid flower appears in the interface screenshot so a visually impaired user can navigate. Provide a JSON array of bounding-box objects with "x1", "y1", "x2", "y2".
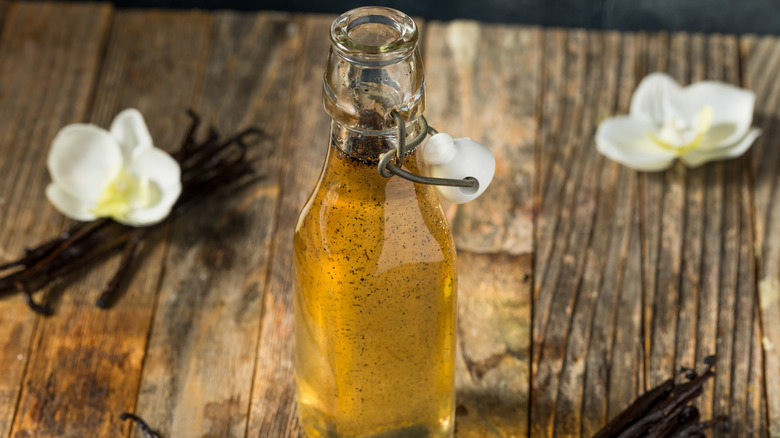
[
  {"x1": 596, "y1": 72, "x2": 761, "y2": 171},
  {"x1": 46, "y1": 109, "x2": 182, "y2": 226}
]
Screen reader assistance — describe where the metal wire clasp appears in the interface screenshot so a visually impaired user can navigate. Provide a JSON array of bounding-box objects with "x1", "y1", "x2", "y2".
[{"x1": 378, "y1": 111, "x2": 477, "y2": 188}]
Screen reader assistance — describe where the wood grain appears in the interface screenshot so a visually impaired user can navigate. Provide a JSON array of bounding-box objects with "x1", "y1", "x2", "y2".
[
  {"x1": 582, "y1": 32, "x2": 642, "y2": 436},
  {"x1": 551, "y1": 31, "x2": 622, "y2": 438},
  {"x1": 741, "y1": 33, "x2": 780, "y2": 438},
  {"x1": 672, "y1": 32, "x2": 703, "y2": 379},
  {"x1": 533, "y1": 30, "x2": 587, "y2": 361},
  {"x1": 454, "y1": 253, "x2": 532, "y2": 437},
  {"x1": 0, "y1": 1, "x2": 6, "y2": 30},
  {"x1": 532, "y1": 28, "x2": 769, "y2": 438},
  {"x1": 645, "y1": 32, "x2": 687, "y2": 389},
  {"x1": 9, "y1": 9, "x2": 211, "y2": 438},
  {"x1": 0, "y1": 3, "x2": 112, "y2": 437},
  {"x1": 636, "y1": 31, "x2": 768, "y2": 437},
  {"x1": 710, "y1": 34, "x2": 763, "y2": 438},
  {"x1": 532, "y1": 29, "x2": 616, "y2": 437},
  {"x1": 131, "y1": 12, "x2": 300, "y2": 438},
  {"x1": 638, "y1": 31, "x2": 668, "y2": 392},
  {"x1": 695, "y1": 162, "x2": 725, "y2": 423},
  {"x1": 245, "y1": 15, "x2": 334, "y2": 437},
  {"x1": 424, "y1": 20, "x2": 538, "y2": 436}
]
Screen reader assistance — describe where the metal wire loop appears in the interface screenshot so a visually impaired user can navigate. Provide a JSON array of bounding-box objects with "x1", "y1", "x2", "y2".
[{"x1": 379, "y1": 111, "x2": 477, "y2": 188}]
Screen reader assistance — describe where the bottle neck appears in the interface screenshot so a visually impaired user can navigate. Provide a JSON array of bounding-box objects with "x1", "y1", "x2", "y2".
[
  {"x1": 323, "y1": 7, "x2": 426, "y2": 164},
  {"x1": 329, "y1": 117, "x2": 425, "y2": 165}
]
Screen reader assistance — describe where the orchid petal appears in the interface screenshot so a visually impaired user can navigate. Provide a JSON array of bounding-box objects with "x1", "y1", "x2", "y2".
[
  {"x1": 629, "y1": 73, "x2": 682, "y2": 126},
  {"x1": 45, "y1": 183, "x2": 98, "y2": 221},
  {"x1": 121, "y1": 146, "x2": 182, "y2": 226},
  {"x1": 128, "y1": 146, "x2": 181, "y2": 188},
  {"x1": 680, "y1": 127, "x2": 762, "y2": 168},
  {"x1": 110, "y1": 108, "x2": 154, "y2": 159},
  {"x1": 47, "y1": 124, "x2": 122, "y2": 203},
  {"x1": 676, "y1": 82, "x2": 756, "y2": 149},
  {"x1": 596, "y1": 116, "x2": 677, "y2": 171}
]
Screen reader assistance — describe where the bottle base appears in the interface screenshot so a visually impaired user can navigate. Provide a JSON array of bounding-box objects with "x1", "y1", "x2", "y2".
[
  {"x1": 299, "y1": 404, "x2": 454, "y2": 438},
  {"x1": 303, "y1": 423, "x2": 453, "y2": 438}
]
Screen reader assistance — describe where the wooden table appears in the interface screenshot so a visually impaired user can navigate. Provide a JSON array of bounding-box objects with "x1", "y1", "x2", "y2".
[{"x1": 0, "y1": 2, "x2": 777, "y2": 437}]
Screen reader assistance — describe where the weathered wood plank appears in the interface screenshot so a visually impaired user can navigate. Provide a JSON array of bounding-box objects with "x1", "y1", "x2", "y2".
[
  {"x1": 692, "y1": 35, "x2": 726, "y2": 423},
  {"x1": 549, "y1": 31, "x2": 623, "y2": 438},
  {"x1": 673, "y1": 33, "x2": 705, "y2": 378},
  {"x1": 534, "y1": 28, "x2": 768, "y2": 438},
  {"x1": 581, "y1": 32, "x2": 642, "y2": 436},
  {"x1": 585, "y1": 34, "x2": 647, "y2": 428},
  {"x1": 424, "y1": 21, "x2": 538, "y2": 436},
  {"x1": 0, "y1": 3, "x2": 112, "y2": 437},
  {"x1": 454, "y1": 253, "x2": 532, "y2": 437},
  {"x1": 246, "y1": 15, "x2": 333, "y2": 437},
  {"x1": 635, "y1": 31, "x2": 767, "y2": 437},
  {"x1": 9, "y1": 10, "x2": 211, "y2": 438},
  {"x1": 433, "y1": 22, "x2": 536, "y2": 256},
  {"x1": 606, "y1": 170, "x2": 645, "y2": 421},
  {"x1": 741, "y1": 33, "x2": 780, "y2": 438},
  {"x1": 646, "y1": 32, "x2": 688, "y2": 389},
  {"x1": 707, "y1": 34, "x2": 761, "y2": 438},
  {"x1": 638, "y1": 32, "x2": 668, "y2": 389},
  {"x1": 711, "y1": 145, "x2": 741, "y2": 437},
  {"x1": 533, "y1": 31, "x2": 588, "y2": 376},
  {"x1": 531, "y1": 29, "x2": 609, "y2": 437},
  {"x1": 748, "y1": 315, "x2": 769, "y2": 436},
  {"x1": 130, "y1": 11, "x2": 300, "y2": 438},
  {"x1": 729, "y1": 161, "x2": 762, "y2": 436}
]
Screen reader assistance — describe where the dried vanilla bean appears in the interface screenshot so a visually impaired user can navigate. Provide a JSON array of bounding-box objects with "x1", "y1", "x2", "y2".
[
  {"x1": 0, "y1": 111, "x2": 264, "y2": 314},
  {"x1": 594, "y1": 355, "x2": 725, "y2": 438},
  {"x1": 120, "y1": 412, "x2": 161, "y2": 438}
]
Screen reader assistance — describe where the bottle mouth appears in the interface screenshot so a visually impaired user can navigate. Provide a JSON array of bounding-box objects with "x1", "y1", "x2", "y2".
[{"x1": 330, "y1": 6, "x2": 418, "y2": 65}]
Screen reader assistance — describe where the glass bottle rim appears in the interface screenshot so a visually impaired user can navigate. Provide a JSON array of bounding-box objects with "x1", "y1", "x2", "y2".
[{"x1": 330, "y1": 6, "x2": 418, "y2": 65}]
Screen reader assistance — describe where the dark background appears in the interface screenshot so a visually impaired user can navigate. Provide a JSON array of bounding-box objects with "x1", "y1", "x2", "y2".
[{"x1": 92, "y1": 0, "x2": 777, "y2": 35}]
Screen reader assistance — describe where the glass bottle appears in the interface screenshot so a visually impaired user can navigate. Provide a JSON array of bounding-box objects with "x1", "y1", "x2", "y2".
[{"x1": 293, "y1": 7, "x2": 457, "y2": 438}]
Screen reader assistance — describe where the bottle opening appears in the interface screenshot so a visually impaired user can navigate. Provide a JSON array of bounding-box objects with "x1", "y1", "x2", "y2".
[
  {"x1": 331, "y1": 7, "x2": 418, "y2": 64},
  {"x1": 347, "y1": 15, "x2": 402, "y2": 48},
  {"x1": 324, "y1": 6, "x2": 426, "y2": 161}
]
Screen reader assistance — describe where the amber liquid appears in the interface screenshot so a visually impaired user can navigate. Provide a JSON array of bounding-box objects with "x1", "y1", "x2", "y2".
[{"x1": 293, "y1": 140, "x2": 457, "y2": 438}]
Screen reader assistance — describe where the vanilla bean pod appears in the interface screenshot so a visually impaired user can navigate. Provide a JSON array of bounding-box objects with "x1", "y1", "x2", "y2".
[
  {"x1": 178, "y1": 109, "x2": 201, "y2": 156},
  {"x1": 21, "y1": 287, "x2": 50, "y2": 315},
  {"x1": 96, "y1": 229, "x2": 145, "y2": 308},
  {"x1": 120, "y1": 412, "x2": 161, "y2": 438},
  {"x1": 641, "y1": 402, "x2": 700, "y2": 438},
  {"x1": 594, "y1": 355, "x2": 724, "y2": 438},
  {"x1": 0, "y1": 111, "x2": 264, "y2": 314},
  {"x1": 0, "y1": 228, "x2": 85, "y2": 272},
  {"x1": 592, "y1": 379, "x2": 674, "y2": 438},
  {"x1": 670, "y1": 416, "x2": 728, "y2": 438},
  {"x1": 0, "y1": 220, "x2": 118, "y2": 295}
]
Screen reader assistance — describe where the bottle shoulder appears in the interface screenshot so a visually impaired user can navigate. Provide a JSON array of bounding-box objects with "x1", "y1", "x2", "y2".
[{"x1": 294, "y1": 172, "x2": 455, "y2": 268}]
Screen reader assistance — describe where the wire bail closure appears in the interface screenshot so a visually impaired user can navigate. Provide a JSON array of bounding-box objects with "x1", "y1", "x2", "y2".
[{"x1": 378, "y1": 111, "x2": 477, "y2": 188}]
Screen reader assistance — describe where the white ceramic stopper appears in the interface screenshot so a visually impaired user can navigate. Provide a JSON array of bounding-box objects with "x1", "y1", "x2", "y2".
[{"x1": 422, "y1": 133, "x2": 495, "y2": 204}]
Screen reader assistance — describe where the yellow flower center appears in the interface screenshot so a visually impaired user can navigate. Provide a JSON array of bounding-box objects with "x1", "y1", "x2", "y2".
[
  {"x1": 91, "y1": 169, "x2": 161, "y2": 220},
  {"x1": 648, "y1": 105, "x2": 713, "y2": 156}
]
